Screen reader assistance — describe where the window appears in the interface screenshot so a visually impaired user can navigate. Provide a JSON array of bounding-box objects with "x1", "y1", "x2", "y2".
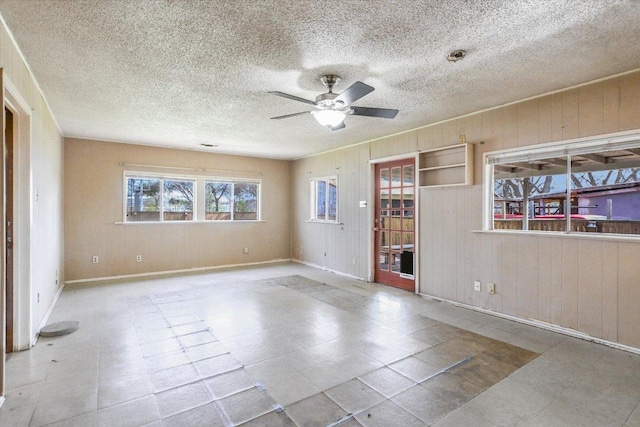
[
  {"x1": 126, "y1": 175, "x2": 194, "y2": 222},
  {"x1": 205, "y1": 179, "x2": 260, "y2": 221},
  {"x1": 485, "y1": 133, "x2": 640, "y2": 236},
  {"x1": 310, "y1": 176, "x2": 338, "y2": 222}
]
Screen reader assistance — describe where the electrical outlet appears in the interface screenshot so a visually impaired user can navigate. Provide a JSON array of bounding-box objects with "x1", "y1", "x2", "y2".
[
  {"x1": 324, "y1": 252, "x2": 327, "y2": 256},
  {"x1": 488, "y1": 283, "x2": 496, "y2": 294},
  {"x1": 459, "y1": 134, "x2": 467, "y2": 144},
  {"x1": 92, "y1": 256, "x2": 99, "y2": 264},
  {"x1": 474, "y1": 280, "x2": 481, "y2": 292},
  {"x1": 243, "y1": 247, "x2": 249, "y2": 254},
  {"x1": 37, "y1": 292, "x2": 40, "y2": 303},
  {"x1": 136, "y1": 255, "x2": 142, "y2": 262},
  {"x1": 352, "y1": 258, "x2": 356, "y2": 265}
]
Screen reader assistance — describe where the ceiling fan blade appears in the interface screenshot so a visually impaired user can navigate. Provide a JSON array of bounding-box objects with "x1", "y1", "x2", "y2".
[
  {"x1": 270, "y1": 111, "x2": 311, "y2": 120},
  {"x1": 268, "y1": 91, "x2": 317, "y2": 105},
  {"x1": 331, "y1": 121, "x2": 346, "y2": 131},
  {"x1": 335, "y1": 81, "x2": 374, "y2": 105},
  {"x1": 351, "y1": 106, "x2": 399, "y2": 119}
]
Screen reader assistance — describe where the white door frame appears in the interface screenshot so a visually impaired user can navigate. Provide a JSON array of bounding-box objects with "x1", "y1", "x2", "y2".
[{"x1": 4, "y1": 77, "x2": 32, "y2": 351}]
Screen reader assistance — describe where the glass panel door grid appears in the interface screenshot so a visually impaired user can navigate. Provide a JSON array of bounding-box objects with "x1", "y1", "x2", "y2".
[{"x1": 378, "y1": 164, "x2": 414, "y2": 274}]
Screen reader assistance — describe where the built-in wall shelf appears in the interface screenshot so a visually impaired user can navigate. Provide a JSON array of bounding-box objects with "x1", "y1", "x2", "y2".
[{"x1": 418, "y1": 143, "x2": 473, "y2": 187}]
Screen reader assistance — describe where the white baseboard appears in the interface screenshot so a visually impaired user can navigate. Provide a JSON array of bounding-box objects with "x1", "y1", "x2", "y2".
[
  {"x1": 64, "y1": 259, "x2": 292, "y2": 285},
  {"x1": 420, "y1": 293, "x2": 640, "y2": 355},
  {"x1": 292, "y1": 259, "x2": 369, "y2": 283},
  {"x1": 0, "y1": 396, "x2": 5, "y2": 409}
]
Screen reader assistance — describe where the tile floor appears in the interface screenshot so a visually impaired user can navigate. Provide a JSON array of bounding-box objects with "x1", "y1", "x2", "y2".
[{"x1": 1, "y1": 262, "x2": 639, "y2": 426}]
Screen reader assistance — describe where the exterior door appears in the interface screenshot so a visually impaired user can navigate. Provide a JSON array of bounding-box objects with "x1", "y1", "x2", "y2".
[{"x1": 374, "y1": 158, "x2": 415, "y2": 291}]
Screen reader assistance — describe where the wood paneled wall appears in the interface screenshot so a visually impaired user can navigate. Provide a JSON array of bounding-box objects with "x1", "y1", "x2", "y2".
[
  {"x1": 64, "y1": 138, "x2": 292, "y2": 281},
  {"x1": 292, "y1": 70, "x2": 640, "y2": 348}
]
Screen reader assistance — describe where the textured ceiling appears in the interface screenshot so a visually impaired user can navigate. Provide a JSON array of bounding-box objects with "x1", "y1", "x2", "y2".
[{"x1": 1, "y1": 1, "x2": 640, "y2": 159}]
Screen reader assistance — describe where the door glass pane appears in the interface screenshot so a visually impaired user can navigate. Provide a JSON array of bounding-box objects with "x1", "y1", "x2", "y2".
[
  {"x1": 391, "y1": 232, "x2": 401, "y2": 250},
  {"x1": 380, "y1": 168, "x2": 389, "y2": 188},
  {"x1": 391, "y1": 253, "x2": 401, "y2": 273},
  {"x1": 379, "y1": 252, "x2": 389, "y2": 271},
  {"x1": 402, "y1": 232, "x2": 414, "y2": 250},
  {"x1": 380, "y1": 210, "x2": 389, "y2": 229},
  {"x1": 403, "y1": 187, "x2": 414, "y2": 208},
  {"x1": 381, "y1": 232, "x2": 389, "y2": 250},
  {"x1": 391, "y1": 167, "x2": 402, "y2": 187},
  {"x1": 390, "y1": 210, "x2": 401, "y2": 230},
  {"x1": 380, "y1": 188, "x2": 390, "y2": 209},
  {"x1": 403, "y1": 165, "x2": 414, "y2": 186},
  {"x1": 391, "y1": 188, "x2": 402, "y2": 208},
  {"x1": 402, "y1": 217, "x2": 414, "y2": 231}
]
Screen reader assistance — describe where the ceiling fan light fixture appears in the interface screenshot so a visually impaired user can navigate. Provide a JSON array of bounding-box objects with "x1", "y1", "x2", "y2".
[{"x1": 312, "y1": 109, "x2": 345, "y2": 127}]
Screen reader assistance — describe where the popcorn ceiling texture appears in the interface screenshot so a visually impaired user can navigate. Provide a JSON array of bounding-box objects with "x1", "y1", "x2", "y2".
[{"x1": 0, "y1": 0, "x2": 639, "y2": 159}]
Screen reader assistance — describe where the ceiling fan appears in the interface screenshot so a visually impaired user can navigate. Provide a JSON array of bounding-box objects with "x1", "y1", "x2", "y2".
[{"x1": 269, "y1": 75, "x2": 399, "y2": 131}]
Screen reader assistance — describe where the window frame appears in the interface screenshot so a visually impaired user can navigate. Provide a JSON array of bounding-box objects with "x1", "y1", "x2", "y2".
[
  {"x1": 310, "y1": 175, "x2": 339, "y2": 223},
  {"x1": 204, "y1": 177, "x2": 262, "y2": 222},
  {"x1": 483, "y1": 131, "x2": 640, "y2": 237},
  {"x1": 124, "y1": 172, "x2": 197, "y2": 223}
]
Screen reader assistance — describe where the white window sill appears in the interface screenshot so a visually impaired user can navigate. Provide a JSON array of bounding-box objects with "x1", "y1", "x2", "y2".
[
  {"x1": 472, "y1": 229, "x2": 640, "y2": 242},
  {"x1": 306, "y1": 220, "x2": 343, "y2": 225},
  {"x1": 116, "y1": 220, "x2": 266, "y2": 225}
]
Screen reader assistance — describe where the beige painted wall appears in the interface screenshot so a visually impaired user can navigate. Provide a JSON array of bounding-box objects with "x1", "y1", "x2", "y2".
[
  {"x1": 64, "y1": 138, "x2": 291, "y2": 281},
  {"x1": 293, "y1": 70, "x2": 640, "y2": 349},
  {"x1": 0, "y1": 22, "x2": 64, "y2": 344}
]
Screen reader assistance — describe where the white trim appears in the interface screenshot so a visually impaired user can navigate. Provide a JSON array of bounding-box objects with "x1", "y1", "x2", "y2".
[
  {"x1": 0, "y1": 396, "x2": 5, "y2": 409},
  {"x1": 63, "y1": 259, "x2": 292, "y2": 285},
  {"x1": 420, "y1": 293, "x2": 640, "y2": 355},
  {"x1": 369, "y1": 152, "x2": 419, "y2": 164},
  {"x1": 472, "y1": 228, "x2": 640, "y2": 242},
  {"x1": 309, "y1": 175, "x2": 339, "y2": 223},
  {"x1": 115, "y1": 220, "x2": 267, "y2": 225},
  {"x1": 4, "y1": 78, "x2": 33, "y2": 352},
  {"x1": 35, "y1": 283, "x2": 65, "y2": 343},
  {"x1": 292, "y1": 259, "x2": 369, "y2": 283}
]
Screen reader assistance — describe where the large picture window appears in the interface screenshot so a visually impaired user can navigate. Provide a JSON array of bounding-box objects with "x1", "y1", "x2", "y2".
[
  {"x1": 310, "y1": 176, "x2": 338, "y2": 222},
  {"x1": 205, "y1": 179, "x2": 260, "y2": 221},
  {"x1": 126, "y1": 175, "x2": 194, "y2": 222},
  {"x1": 485, "y1": 133, "x2": 640, "y2": 236}
]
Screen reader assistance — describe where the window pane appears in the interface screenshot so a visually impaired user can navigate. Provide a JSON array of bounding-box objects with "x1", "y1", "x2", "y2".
[
  {"x1": 570, "y1": 148, "x2": 640, "y2": 235},
  {"x1": 327, "y1": 178, "x2": 337, "y2": 221},
  {"x1": 205, "y1": 181, "x2": 232, "y2": 220},
  {"x1": 126, "y1": 178, "x2": 160, "y2": 222},
  {"x1": 163, "y1": 180, "x2": 194, "y2": 221},
  {"x1": 316, "y1": 180, "x2": 326, "y2": 220},
  {"x1": 493, "y1": 158, "x2": 567, "y2": 231},
  {"x1": 234, "y1": 182, "x2": 258, "y2": 220}
]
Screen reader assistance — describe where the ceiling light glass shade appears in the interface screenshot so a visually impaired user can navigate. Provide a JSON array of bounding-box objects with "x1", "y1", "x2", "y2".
[{"x1": 312, "y1": 109, "x2": 346, "y2": 127}]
